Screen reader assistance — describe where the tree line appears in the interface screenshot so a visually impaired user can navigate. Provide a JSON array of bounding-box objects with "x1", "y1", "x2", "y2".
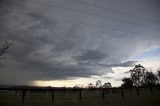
[
  {"x1": 82, "y1": 64, "x2": 160, "y2": 89},
  {"x1": 121, "y1": 64, "x2": 160, "y2": 88},
  {"x1": 73, "y1": 80, "x2": 112, "y2": 89}
]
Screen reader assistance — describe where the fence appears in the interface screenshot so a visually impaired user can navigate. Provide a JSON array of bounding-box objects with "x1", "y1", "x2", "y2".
[{"x1": 0, "y1": 86, "x2": 160, "y2": 103}]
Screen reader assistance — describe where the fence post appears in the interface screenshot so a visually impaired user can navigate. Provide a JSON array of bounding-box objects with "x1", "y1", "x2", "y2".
[
  {"x1": 121, "y1": 88, "x2": 124, "y2": 98},
  {"x1": 26, "y1": 90, "x2": 30, "y2": 98},
  {"x1": 96, "y1": 88, "x2": 98, "y2": 97},
  {"x1": 65, "y1": 88, "x2": 68, "y2": 98},
  {"x1": 16, "y1": 90, "x2": 20, "y2": 98},
  {"x1": 51, "y1": 90, "x2": 54, "y2": 102},
  {"x1": 110, "y1": 89, "x2": 113, "y2": 95},
  {"x1": 21, "y1": 90, "x2": 26, "y2": 102},
  {"x1": 102, "y1": 89, "x2": 105, "y2": 100},
  {"x1": 136, "y1": 87, "x2": 139, "y2": 96},
  {"x1": 150, "y1": 87, "x2": 153, "y2": 95},
  {"x1": 46, "y1": 90, "x2": 49, "y2": 98},
  {"x1": 79, "y1": 89, "x2": 82, "y2": 101}
]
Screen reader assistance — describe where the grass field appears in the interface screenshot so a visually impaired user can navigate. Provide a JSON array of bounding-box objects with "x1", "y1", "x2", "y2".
[{"x1": 0, "y1": 88, "x2": 160, "y2": 106}]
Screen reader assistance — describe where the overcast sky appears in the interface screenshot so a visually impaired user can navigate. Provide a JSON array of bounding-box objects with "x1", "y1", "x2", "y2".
[{"x1": 0, "y1": 0, "x2": 160, "y2": 87}]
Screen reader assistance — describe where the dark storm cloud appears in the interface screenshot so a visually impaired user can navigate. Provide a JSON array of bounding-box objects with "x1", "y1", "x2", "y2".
[
  {"x1": 73, "y1": 49, "x2": 108, "y2": 63},
  {"x1": 0, "y1": 0, "x2": 106, "y2": 82},
  {"x1": 0, "y1": 0, "x2": 160, "y2": 85}
]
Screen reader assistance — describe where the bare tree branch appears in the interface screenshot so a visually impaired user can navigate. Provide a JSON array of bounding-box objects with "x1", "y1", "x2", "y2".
[{"x1": 0, "y1": 40, "x2": 11, "y2": 67}]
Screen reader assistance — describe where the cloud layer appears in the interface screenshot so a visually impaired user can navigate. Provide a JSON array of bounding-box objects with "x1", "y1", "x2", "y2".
[{"x1": 0, "y1": 0, "x2": 160, "y2": 85}]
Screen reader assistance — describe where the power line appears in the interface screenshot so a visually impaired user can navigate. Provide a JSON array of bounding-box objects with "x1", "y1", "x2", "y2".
[
  {"x1": 20, "y1": 0, "x2": 160, "y2": 31},
  {"x1": 71, "y1": 0, "x2": 160, "y2": 24},
  {"x1": 0, "y1": 8, "x2": 159, "y2": 37},
  {"x1": 3, "y1": 0, "x2": 160, "y2": 31}
]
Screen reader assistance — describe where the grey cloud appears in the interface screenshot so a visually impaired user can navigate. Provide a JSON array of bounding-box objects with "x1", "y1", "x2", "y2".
[
  {"x1": 0, "y1": 0, "x2": 160, "y2": 85},
  {"x1": 73, "y1": 49, "x2": 108, "y2": 63},
  {"x1": 99, "y1": 61, "x2": 137, "y2": 67}
]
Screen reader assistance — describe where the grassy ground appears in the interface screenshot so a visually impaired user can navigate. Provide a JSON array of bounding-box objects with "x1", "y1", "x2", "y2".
[{"x1": 0, "y1": 90, "x2": 160, "y2": 106}]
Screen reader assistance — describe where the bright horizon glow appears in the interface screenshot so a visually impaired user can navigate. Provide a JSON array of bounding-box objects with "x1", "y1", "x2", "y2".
[{"x1": 33, "y1": 67, "x2": 132, "y2": 87}]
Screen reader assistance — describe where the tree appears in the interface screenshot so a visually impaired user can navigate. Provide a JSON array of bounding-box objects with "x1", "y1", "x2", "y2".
[
  {"x1": 0, "y1": 41, "x2": 11, "y2": 67},
  {"x1": 73, "y1": 84, "x2": 84, "y2": 88},
  {"x1": 87, "y1": 83, "x2": 94, "y2": 88},
  {"x1": 144, "y1": 71, "x2": 158, "y2": 87},
  {"x1": 102, "y1": 82, "x2": 112, "y2": 88},
  {"x1": 96, "y1": 80, "x2": 102, "y2": 88},
  {"x1": 121, "y1": 78, "x2": 133, "y2": 88},
  {"x1": 130, "y1": 64, "x2": 146, "y2": 87},
  {"x1": 157, "y1": 70, "x2": 160, "y2": 84}
]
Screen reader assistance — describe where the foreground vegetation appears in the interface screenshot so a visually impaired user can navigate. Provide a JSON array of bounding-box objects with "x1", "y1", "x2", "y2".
[
  {"x1": 0, "y1": 87, "x2": 160, "y2": 106},
  {"x1": 0, "y1": 96, "x2": 160, "y2": 106},
  {"x1": 0, "y1": 93, "x2": 160, "y2": 106}
]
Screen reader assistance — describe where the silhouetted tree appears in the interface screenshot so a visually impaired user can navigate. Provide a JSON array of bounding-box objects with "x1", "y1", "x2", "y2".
[
  {"x1": 102, "y1": 82, "x2": 112, "y2": 88},
  {"x1": 96, "y1": 80, "x2": 102, "y2": 88},
  {"x1": 73, "y1": 84, "x2": 84, "y2": 88},
  {"x1": 121, "y1": 64, "x2": 160, "y2": 87},
  {"x1": 121, "y1": 78, "x2": 133, "y2": 88},
  {"x1": 87, "y1": 83, "x2": 94, "y2": 88},
  {"x1": 0, "y1": 41, "x2": 11, "y2": 67},
  {"x1": 130, "y1": 64, "x2": 146, "y2": 87},
  {"x1": 157, "y1": 70, "x2": 160, "y2": 85},
  {"x1": 144, "y1": 71, "x2": 158, "y2": 87}
]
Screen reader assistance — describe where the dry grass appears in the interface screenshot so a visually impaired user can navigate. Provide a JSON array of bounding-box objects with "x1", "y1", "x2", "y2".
[{"x1": 0, "y1": 90, "x2": 160, "y2": 106}]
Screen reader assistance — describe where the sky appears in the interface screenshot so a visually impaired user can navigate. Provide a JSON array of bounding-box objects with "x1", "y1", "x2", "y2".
[{"x1": 0, "y1": 0, "x2": 160, "y2": 87}]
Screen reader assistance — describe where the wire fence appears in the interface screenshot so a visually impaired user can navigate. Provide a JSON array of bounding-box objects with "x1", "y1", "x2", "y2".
[{"x1": 0, "y1": 86, "x2": 160, "y2": 103}]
